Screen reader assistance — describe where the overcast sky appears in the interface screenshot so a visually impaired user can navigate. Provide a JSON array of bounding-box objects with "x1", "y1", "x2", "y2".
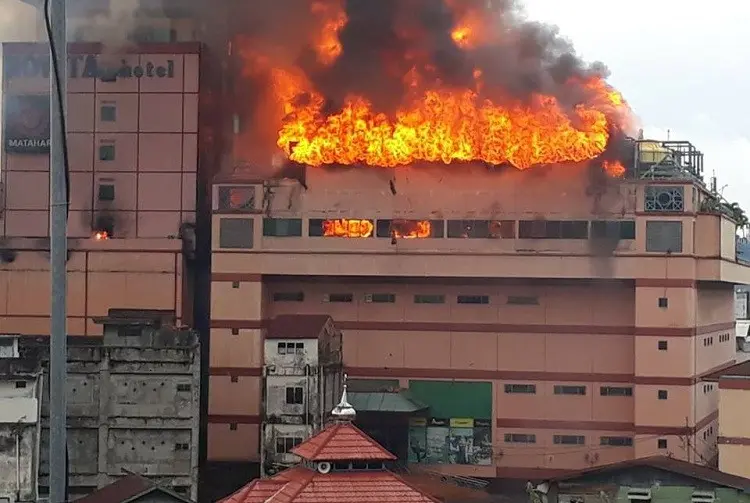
[{"x1": 524, "y1": 0, "x2": 750, "y2": 208}]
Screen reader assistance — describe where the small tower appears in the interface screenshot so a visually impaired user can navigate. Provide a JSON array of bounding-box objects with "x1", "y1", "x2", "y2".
[{"x1": 330, "y1": 374, "x2": 356, "y2": 422}]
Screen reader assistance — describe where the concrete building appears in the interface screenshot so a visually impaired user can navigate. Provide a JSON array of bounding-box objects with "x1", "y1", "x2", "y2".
[
  {"x1": 259, "y1": 315, "x2": 343, "y2": 477},
  {"x1": 0, "y1": 336, "x2": 43, "y2": 503},
  {"x1": 704, "y1": 361, "x2": 750, "y2": 480},
  {"x1": 209, "y1": 140, "x2": 750, "y2": 480},
  {"x1": 35, "y1": 310, "x2": 201, "y2": 501}
]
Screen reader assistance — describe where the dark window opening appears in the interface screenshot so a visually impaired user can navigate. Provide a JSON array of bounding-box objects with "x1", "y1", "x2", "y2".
[
  {"x1": 97, "y1": 183, "x2": 115, "y2": 202},
  {"x1": 326, "y1": 293, "x2": 353, "y2": 303},
  {"x1": 504, "y1": 384, "x2": 536, "y2": 394},
  {"x1": 286, "y1": 386, "x2": 304, "y2": 404},
  {"x1": 591, "y1": 220, "x2": 636, "y2": 240},
  {"x1": 98, "y1": 143, "x2": 115, "y2": 161},
  {"x1": 174, "y1": 443, "x2": 190, "y2": 451},
  {"x1": 457, "y1": 295, "x2": 490, "y2": 305},
  {"x1": 447, "y1": 220, "x2": 491, "y2": 238},
  {"x1": 554, "y1": 385, "x2": 586, "y2": 396},
  {"x1": 519, "y1": 220, "x2": 588, "y2": 239},
  {"x1": 218, "y1": 186, "x2": 255, "y2": 211},
  {"x1": 490, "y1": 220, "x2": 516, "y2": 238},
  {"x1": 368, "y1": 293, "x2": 396, "y2": 303},
  {"x1": 275, "y1": 436, "x2": 303, "y2": 453},
  {"x1": 263, "y1": 218, "x2": 303, "y2": 237},
  {"x1": 14, "y1": 381, "x2": 26, "y2": 389},
  {"x1": 658, "y1": 340, "x2": 668, "y2": 350},
  {"x1": 219, "y1": 218, "x2": 254, "y2": 249},
  {"x1": 273, "y1": 292, "x2": 305, "y2": 302},
  {"x1": 278, "y1": 342, "x2": 305, "y2": 355},
  {"x1": 658, "y1": 389, "x2": 668, "y2": 400},
  {"x1": 553, "y1": 435, "x2": 585, "y2": 445},
  {"x1": 658, "y1": 297, "x2": 668, "y2": 308},
  {"x1": 100, "y1": 103, "x2": 116, "y2": 122},
  {"x1": 504, "y1": 433, "x2": 536, "y2": 443},
  {"x1": 600, "y1": 386, "x2": 633, "y2": 397},
  {"x1": 600, "y1": 436, "x2": 633, "y2": 447},
  {"x1": 658, "y1": 438, "x2": 667, "y2": 449},
  {"x1": 414, "y1": 294, "x2": 445, "y2": 304},
  {"x1": 176, "y1": 384, "x2": 191, "y2": 392}
]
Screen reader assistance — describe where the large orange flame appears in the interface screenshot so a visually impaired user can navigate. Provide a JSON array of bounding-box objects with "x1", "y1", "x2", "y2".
[{"x1": 264, "y1": 2, "x2": 632, "y2": 171}]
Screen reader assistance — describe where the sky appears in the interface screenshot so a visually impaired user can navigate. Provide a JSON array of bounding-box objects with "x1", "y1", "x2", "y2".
[
  {"x1": 0, "y1": 0, "x2": 748, "y2": 208},
  {"x1": 523, "y1": 0, "x2": 750, "y2": 208}
]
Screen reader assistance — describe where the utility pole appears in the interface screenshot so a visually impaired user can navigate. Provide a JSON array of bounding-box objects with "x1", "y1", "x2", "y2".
[{"x1": 48, "y1": 0, "x2": 68, "y2": 499}]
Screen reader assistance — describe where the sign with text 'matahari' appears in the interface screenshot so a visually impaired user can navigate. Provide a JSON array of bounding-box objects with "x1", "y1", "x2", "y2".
[
  {"x1": 3, "y1": 53, "x2": 176, "y2": 80},
  {"x1": 3, "y1": 94, "x2": 50, "y2": 154}
]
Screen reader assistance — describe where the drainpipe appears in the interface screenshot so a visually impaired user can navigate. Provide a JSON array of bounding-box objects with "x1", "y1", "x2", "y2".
[{"x1": 15, "y1": 425, "x2": 21, "y2": 502}]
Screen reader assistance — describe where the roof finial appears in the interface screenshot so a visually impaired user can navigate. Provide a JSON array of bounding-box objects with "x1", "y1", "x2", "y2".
[{"x1": 331, "y1": 373, "x2": 356, "y2": 421}]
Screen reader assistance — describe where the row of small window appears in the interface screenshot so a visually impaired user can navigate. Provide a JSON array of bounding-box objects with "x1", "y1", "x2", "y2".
[
  {"x1": 262, "y1": 218, "x2": 637, "y2": 240},
  {"x1": 505, "y1": 384, "x2": 634, "y2": 397},
  {"x1": 273, "y1": 292, "x2": 540, "y2": 305},
  {"x1": 704, "y1": 333, "x2": 732, "y2": 346},
  {"x1": 504, "y1": 434, "x2": 635, "y2": 447}
]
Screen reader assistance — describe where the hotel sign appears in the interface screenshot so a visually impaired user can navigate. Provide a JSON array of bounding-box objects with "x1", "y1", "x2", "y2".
[
  {"x1": 3, "y1": 95, "x2": 50, "y2": 154},
  {"x1": 3, "y1": 54, "x2": 175, "y2": 80}
]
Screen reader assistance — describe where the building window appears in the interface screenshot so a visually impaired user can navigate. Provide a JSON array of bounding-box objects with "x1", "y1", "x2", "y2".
[
  {"x1": 507, "y1": 295, "x2": 539, "y2": 305},
  {"x1": 600, "y1": 386, "x2": 633, "y2": 397},
  {"x1": 278, "y1": 342, "x2": 304, "y2": 355},
  {"x1": 645, "y1": 221, "x2": 683, "y2": 253},
  {"x1": 263, "y1": 218, "x2": 302, "y2": 237},
  {"x1": 275, "y1": 436, "x2": 303, "y2": 453},
  {"x1": 309, "y1": 218, "x2": 374, "y2": 238},
  {"x1": 553, "y1": 435, "x2": 585, "y2": 445},
  {"x1": 176, "y1": 384, "x2": 191, "y2": 392},
  {"x1": 518, "y1": 220, "x2": 589, "y2": 239},
  {"x1": 644, "y1": 186, "x2": 685, "y2": 212},
  {"x1": 14, "y1": 381, "x2": 26, "y2": 389},
  {"x1": 97, "y1": 183, "x2": 115, "y2": 202},
  {"x1": 590, "y1": 220, "x2": 636, "y2": 240},
  {"x1": 365, "y1": 293, "x2": 396, "y2": 303},
  {"x1": 174, "y1": 443, "x2": 190, "y2": 451},
  {"x1": 272, "y1": 292, "x2": 305, "y2": 302},
  {"x1": 414, "y1": 294, "x2": 445, "y2": 304},
  {"x1": 554, "y1": 385, "x2": 586, "y2": 396},
  {"x1": 490, "y1": 220, "x2": 516, "y2": 238},
  {"x1": 100, "y1": 103, "x2": 116, "y2": 122},
  {"x1": 447, "y1": 220, "x2": 491, "y2": 238},
  {"x1": 658, "y1": 340, "x2": 668, "y2": 350},
  {"x1": 658, "y1": 297, "x2": 668, "y2": 308},
  {"x1": 285, "y1": 386, "x2": 304, "y2": 405},
  {"x1": 504, "y1": 433, "x2": 536, "y2": 444},
  {"x1": 219, "y1": 218, "x2": 254, "y2": 249},
  {"x1": 600, "y1": 436, "x2": 633, "y2": 447},
  {"x1": 504, "y1": 384, "x2": 536, "y2": 394},
  {"x1": 375, "y1": 219, "x2": 444, "y2": 238},
  {"x1": 657, "y1": 438, "x2": 668, "y2": 449},
  {"x1": 98, "y1": 143, "x2": 115, "y2": 161},
  {"x1": 217, "y1": 186, "x2": 256, "y2": 211},
  {"x1": 457, "y1": 295, "x2": 490, "y2": 305},
  {"x1": 324, "y1": 293, "x2": 353, "y2": 303},
  {"x1": 657, "y1": 389, "x2": 668, "y2": 400}
]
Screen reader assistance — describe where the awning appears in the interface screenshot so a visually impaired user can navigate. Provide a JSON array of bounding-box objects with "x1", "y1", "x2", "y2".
[{"x1": 348, "y1": 391, "x2": 428, "y2": 414}]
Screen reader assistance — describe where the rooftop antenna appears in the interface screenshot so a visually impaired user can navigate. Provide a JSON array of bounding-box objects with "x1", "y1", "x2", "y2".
[
  {"x1": 710, "y1": 171, "x2": 717, "y2": 193},
  {"x1": 667, "y1": 129, "x2": 671, "y2": 140}
]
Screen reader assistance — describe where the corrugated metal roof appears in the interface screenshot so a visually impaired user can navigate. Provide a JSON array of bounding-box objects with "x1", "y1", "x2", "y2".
[
  {"x1": 291, "y1": 422, "x2": 396, "y2": 462},
  {"x1": 348, "y1": 391, "x2": 428, "y2": 413},
  {"x1": 265, "y1": 315, "x2": 333, "y2": 340},
  {"x1": 548, "y1": 455, "x2": 750, "y2": 490},
  {"x1": 74, "y1": 474, "x2": 193, "y2": 503}
]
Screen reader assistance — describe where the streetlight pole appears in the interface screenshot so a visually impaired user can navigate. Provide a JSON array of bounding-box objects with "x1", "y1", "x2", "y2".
[{"x1": 48, "y1": 0, "x2": 68, "y2": 498}]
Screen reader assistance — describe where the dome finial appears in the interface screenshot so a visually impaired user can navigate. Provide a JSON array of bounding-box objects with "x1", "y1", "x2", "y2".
[{"x1": 331, "y1": 373, "x2": 356, "y2": 421}]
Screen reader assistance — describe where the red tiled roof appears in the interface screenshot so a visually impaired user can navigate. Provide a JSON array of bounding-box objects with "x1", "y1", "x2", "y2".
[
  {"x1": 265, "y1": 315, "x2": 333, "y2": 340},
  {"x1": 291, "y1": 422, "x2": 396, "y2": 462},
  {"x1": 220, "y1": 467, "x2": 440, "y2": 503},
  {"x1": 75, "y1": 474, "x2": 192, "y2": 503}
]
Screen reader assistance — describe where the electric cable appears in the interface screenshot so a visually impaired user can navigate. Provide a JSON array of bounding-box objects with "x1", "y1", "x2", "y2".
[{"x1": 43, "y1": 0, "x2": 70, "y2": 221}]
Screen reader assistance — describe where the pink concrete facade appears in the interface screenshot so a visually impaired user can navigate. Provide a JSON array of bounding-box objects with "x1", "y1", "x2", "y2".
[
  {"x1": 208, "y1": 165, "x2": 748, "y2": 477},
  {"x1": 0, "y1": 42, "x2": 199, "y2": 335}
]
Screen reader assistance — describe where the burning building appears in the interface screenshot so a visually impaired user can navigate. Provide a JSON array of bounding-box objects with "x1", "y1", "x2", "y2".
[{"x1": 207, "y1": 0, "x2": 750, "y2": 490}]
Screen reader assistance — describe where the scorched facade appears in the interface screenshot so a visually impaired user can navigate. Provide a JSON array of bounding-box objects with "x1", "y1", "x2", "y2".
[{"x1": 209, "y1": 142, "x2": 750, "y2": 479}]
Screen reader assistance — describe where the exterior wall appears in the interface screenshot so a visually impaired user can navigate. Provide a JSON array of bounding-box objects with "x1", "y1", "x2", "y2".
[
  {"x1": 209, "y1": 167, "x2": 747, "y2": 476},
  {"x1": 37, "y1": 328, "x2": 201, "y2": 501},
  {"x1": 0, "y1": 42, "x2": 199, "y2": 335},
  {"x1": 0, "y1": 373, "x2": 41, "y2": 503},
  {"x1": 718, "y1": 384, "x2": 750, "y2": 478}
]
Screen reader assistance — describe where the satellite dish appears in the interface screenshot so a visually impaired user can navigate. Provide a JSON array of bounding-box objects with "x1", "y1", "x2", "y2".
[{"x1": 317, "y1": 462, "x2": 332, "y2": 474}]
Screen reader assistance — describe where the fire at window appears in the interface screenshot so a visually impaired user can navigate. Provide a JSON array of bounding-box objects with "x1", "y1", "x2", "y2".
[
  {"x1": 390, "y1": 220, "x2": 432, "y2": 239},
  {"x1": 322, "y1": 219, "x2": 374, "y2": 238}
]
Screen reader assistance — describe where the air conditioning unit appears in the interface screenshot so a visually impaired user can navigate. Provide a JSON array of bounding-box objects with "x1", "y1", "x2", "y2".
[
  {"x1": 692, "y1": 491, "x2": 715, "y2": 503},
  {"x1": 627, "y1": 488, "x2": 652, "y2": 501}
]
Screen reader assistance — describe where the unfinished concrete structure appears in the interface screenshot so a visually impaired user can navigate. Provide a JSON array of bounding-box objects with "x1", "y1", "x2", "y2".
[
  {"x1": 35, "y1": 310, "x2": 201, "y2": 501},
  {"x1": 259, "y1": 315, "x2": 343, "y2": 477}
]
